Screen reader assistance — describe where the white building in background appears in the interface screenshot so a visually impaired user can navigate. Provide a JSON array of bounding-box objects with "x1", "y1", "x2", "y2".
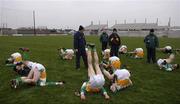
[{"x1": 84, "y1": 21, "x2": 108, "y2": 35}]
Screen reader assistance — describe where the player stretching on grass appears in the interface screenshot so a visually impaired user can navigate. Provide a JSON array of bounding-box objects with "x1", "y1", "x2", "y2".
[
  {"x1": 101, "y1": 59, "x2": 132, "y2": 92},
  {"x1": 77, "y1": 44, "x2": 110, "y2": 100},
  {"x1": 11, "y1": 61, "x2": 64, "y2": 89}
]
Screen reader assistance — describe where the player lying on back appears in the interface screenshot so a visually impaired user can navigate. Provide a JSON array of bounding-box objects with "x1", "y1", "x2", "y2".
[
  {"x1": 119, "y1": 45, "x2": 128, "y2": 54},
  {"x1": 101, "y1": 57, "x2": 132, "y2": 92},
  {"x1": 78, "y1": 44, "x2": 110, "y2": 100},
  {"x1": 157, "y1": 54, "x2": 179, "y2": 71},
  {"x1": 127, "y1": 48, "x2": 144, "y2": 59},
  {"x1": 58, "y1": 48, "x2": 74, "y2": 60},
  {"x1": 157, "y1": 46, "x2": 173, "y2": 54},
  {"x1": 157, "y1": 45, "x2": 180, "y2": 54},
  {"x1": 10, "y1": 61, "x2": 65, "y2": 89}
]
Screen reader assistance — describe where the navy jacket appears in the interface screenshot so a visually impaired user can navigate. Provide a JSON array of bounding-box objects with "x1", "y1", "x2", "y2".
[{"x1": 74, "y1": 31, "x2": 86, "y2": 50}]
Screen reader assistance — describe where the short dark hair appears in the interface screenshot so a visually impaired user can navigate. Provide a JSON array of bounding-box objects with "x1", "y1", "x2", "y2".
[
  {"x1": 79, "y1": 25, "x2": 84, "y2": 31},
  {"x1": 113, "y1": 28, "x2": 117, "y2": 32},
  {"x1": 150, "y1": 29, "x2": 154, "y2": 32}
]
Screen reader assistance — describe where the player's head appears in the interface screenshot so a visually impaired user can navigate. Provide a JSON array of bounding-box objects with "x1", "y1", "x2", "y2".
[
  {"x1": 113, "y1": 28, "x2": 117, "y2": 33},
  {"x1": 103, "y1": 49, "x2": 110, "y2": 59},
  {"x1": 150, "y1": 29, "x2": 154, "y2": 33},
  {"x1": 79, "y1": 25, "x2": 85, "y2": 32}
]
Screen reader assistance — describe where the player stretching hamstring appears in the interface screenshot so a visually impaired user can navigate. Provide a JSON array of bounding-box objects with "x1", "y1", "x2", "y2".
[{"x1": 79, "y1": 44, "x2": 110, "y2": 100}]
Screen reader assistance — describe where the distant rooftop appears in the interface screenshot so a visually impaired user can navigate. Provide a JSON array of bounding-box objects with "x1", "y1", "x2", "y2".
[
  {"x1": 111, "y1": 23, "x2": 168, "y2": 30},
  {"x1": 85, "y1": 24, "x2": 108, "y2": 30}
]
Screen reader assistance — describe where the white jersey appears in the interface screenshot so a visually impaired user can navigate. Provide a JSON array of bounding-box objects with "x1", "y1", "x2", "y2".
[
  {"x1": 26, "y1": 61, "x2": 45, "y2": 71},
  {"x1": 109, "y1": 56, "x2": 120, "y2": 63},
  {"x1": 114, "y1": 69, "x2": 130, "y2": 80},
  {"x1": 135, "y1": 48, "x2": 143, "y2": 52},
  {"x1": 165, "y1": 46, "x2": 172, "y2": 50},
  {"x1": 65, "y1": 49, "x2": 74, "y2": 54},
  {"x1": 11, "y1": 52, "x2": 21, "y2": 59},
  {"x1": 157, "y1": 59, "x2": 165, "y2": 67}
]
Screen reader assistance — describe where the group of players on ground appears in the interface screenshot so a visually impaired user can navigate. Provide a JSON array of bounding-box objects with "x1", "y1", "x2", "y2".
[
  {"x1": 5, "y1": 43, "x2": 179, "y2": 100},
  {"x1": 6, "y1": 44, "x2": 179, "y2": 100}
]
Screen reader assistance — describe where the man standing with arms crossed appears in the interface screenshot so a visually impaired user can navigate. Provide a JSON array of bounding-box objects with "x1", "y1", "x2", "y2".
[{"x1": 74, "y1": 25, "x2": 88, "y2": 70}]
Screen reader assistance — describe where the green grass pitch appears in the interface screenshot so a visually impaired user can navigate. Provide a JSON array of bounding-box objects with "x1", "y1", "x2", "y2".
[{"x1": 0, "y1": 36, "x2": 180, "y2": 104}]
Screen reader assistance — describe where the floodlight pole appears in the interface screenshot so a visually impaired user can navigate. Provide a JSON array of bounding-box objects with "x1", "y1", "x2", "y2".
[{"x1": 33, "y1": 10, "x2": 36, "y2": 36}]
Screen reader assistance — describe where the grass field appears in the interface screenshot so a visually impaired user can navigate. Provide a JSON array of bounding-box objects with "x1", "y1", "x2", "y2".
[{"x1": 0, "y1": 36, "x2": 180, "y2": 104}]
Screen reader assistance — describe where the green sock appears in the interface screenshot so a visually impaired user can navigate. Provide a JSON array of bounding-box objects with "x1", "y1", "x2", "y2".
[
  {"x1": 15, "y1": 77, "x2": 22, "y2": 84},
  {"x1": 6, "y1": 64, "x2": 15, "y2": 67},
  {"x1": 23, "y1": 52, "x2": 29, "y2": 60},
  {"x1": 92, "y1": 47, "x2": 96, "y2": 52},
  {"x1": 45, "y1": 82, "x2": 58, "y2": 86}
]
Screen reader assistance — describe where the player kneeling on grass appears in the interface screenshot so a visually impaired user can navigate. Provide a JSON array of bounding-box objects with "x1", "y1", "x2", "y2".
[
  {"x1": 78, "y1": 44, "x2": 110, "y2": 100},
  {"x1": 128, "y1": 48, "x2": 144, "y2": 59},
  {"x1": 11, "y1": 61, "x2": 64, "y2": 89},
  {"x1": 101, "y1": 59, "x2": 132, "y2": 92},
  {"x1": 157, "y1": 54, "x2": 179, "y2": 71},
  {"x1": 58, "y1": 48, "x2": 74, "y2": 60},
  {"x1": 119, "y1": 45, "x2": 128, "y2": 54}
]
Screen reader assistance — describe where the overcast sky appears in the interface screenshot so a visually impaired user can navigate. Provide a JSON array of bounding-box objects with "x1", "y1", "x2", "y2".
[{"x1": 0, "y1": 0, "x2": 179, "y2": 29}]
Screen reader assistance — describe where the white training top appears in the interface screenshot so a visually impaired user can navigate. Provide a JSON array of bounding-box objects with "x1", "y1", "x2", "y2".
[
  {"x1": 26, "y1": 61, "x2": 45, "y2": 71},
  {"x1": 65, "y1": 49, "x2": 74, "y2": 54},
  {"x1": 157, "y1": 59, "x2": 165, "y2": 66},
  {"x1": 135, "y1": 48, "x2": 143, "y2": 52},
  {"x1": 109, "y1": 56, "x2": 120, "y2": 63},
  {"x1": 114, "y1": 69, "x2": 130, "y2": 80},
  {"x1": 165, "y1": 46, "x2": 172, "y2": 50},
  {"x1": 11, "y1": 52, "x2": 21, "y2": 59}
]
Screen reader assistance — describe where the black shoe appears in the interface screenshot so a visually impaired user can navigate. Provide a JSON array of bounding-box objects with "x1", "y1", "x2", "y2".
[
  {"x1": 57, "y1": 81, "x2": 65, "y2": 85},
  {"x1": 19, "y1": 47, "x2": 29, "y2": 52},
  {"x1": 11, "y1": 79, "x2": 18, "y2": 89}
]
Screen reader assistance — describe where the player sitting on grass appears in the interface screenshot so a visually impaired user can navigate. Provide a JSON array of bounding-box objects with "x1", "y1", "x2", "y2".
[
  {"x1": 10, "y1": 61, "x2": 65, "y2": 89},
  {"x1": 157, "y1": 54, "x2": 179, "y2": 71},
  {"x1": 101, "y1": 49, "x2": 121, "y2": 74},
  {"x1": 78, "y1": 44, "x2": 110, "y2": 100},
  {"x1": 128, "y1": 48, "x2": 144, "y2": 59},
  {"x1": 58, "y1": 48, "x2": 74, "y2": 60},
  {"x1": 101, "y1": 59, "x2": 132, "y2": 92},
  {"x1": 119, "y1": 45, "x2": 128, "y2": 54}
]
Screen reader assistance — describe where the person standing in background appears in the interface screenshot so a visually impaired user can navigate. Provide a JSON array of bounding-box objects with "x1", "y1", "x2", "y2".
[
  {"x1": 144, "y1": 29, "x2": 159, "y2": 64},
  {"x1": 100, "y1": 29, "x2": 109, "y2": 54},
  {"x1": 74, "y1": 25, "x2": 88, "y2": 70},
  {"x1": 109, "y1": 28, "x2": 121, "y2": 57}
]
